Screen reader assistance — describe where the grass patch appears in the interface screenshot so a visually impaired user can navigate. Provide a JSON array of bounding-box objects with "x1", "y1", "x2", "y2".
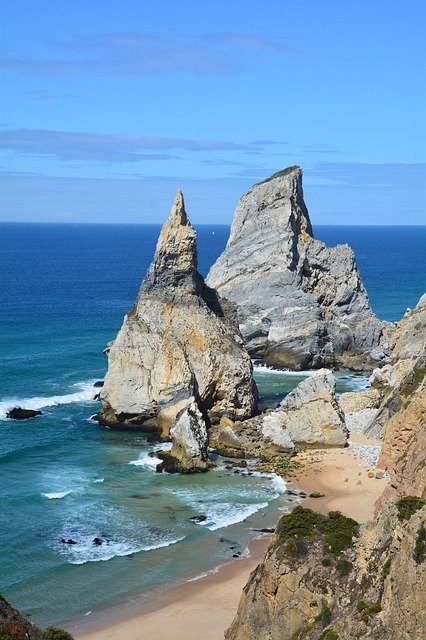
[
  {"x1": 381, "y1": 557, "x2": 392, "y2": 579},
  {"x1": 396, "y1": 496, "x2": 425, "y2": 521},
  {"x1": 336, "y1": 558, "x2": 353, "y2": 576},
  {"x1": 356, "y1": 600, "x2": 382, "y2": 620},
  {"x1": 317, "y1": 629, "x2": 339, "y2": 640},
  {"x1": 315, "y1": 602, "x2": 332, "y2": 627},
  {"x1": 414, "y1": 523, "x2": 426, "y2": 564}
]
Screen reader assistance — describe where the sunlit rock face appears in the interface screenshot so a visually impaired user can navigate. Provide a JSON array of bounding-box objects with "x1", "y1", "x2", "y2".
[
  {"x1": 207, "y1": 166, "x2": 385, "y2": 371},
  {"x1": 99, "y1": 191, "x2": 257, "y2": 471}
]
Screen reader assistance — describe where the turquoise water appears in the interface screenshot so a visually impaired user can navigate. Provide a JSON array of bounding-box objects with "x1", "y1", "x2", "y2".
[{"x1": 0, "y1": 224, "x2": 424, "y2": 627}]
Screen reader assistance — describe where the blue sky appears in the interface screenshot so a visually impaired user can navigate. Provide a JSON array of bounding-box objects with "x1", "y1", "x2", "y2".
[{"x1": 1, "y1": 0, "x2": 425, "y2": 224}]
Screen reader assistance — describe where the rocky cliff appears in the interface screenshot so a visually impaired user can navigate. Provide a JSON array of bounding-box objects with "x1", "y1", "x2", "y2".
[
  {"x1": 366, "y1": 293, "x2": 426, "y2": 438},
  {"x1": 207, "y1": 166, "x2": 385, "y2": 371},
  {"x1": 225, "y1": 295, "x2": 426, "y2": 640},
  {"x1": 99, "y1": 191, "x2": 257, "y2": 471}
]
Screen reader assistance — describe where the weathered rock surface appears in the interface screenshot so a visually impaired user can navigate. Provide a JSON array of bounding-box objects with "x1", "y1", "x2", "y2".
[
  {"x1": 207, "y1": 166, "x2": 385, "y2": 371},
  {"x1": 157, "y1": 400, "x2": 209, "y2": 473},
  {"x1": 210, "y1": 370, "x2": 347, "y2": 458},
  {"x1": 226, "y1": 321, "x2": 426, "y2": 640},
  {"x1": 338, "y1": 388, "x2": 380, "y2": 413},
  {"x1": 226, "y1": 502, "x2": 426, "y2": 640},
  {"x1": 0, "y1": 595, "x2": 44, "y2": 640},
  {"x1": 99, "y1": 191, "x2": 257, "y2": 471},
  {"x1": 366, "y1": 294, "x2": 426, "y2": 438}
]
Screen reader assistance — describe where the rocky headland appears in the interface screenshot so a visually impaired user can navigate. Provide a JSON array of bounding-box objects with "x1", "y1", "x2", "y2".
[
  {"x1": 98, "y1": 191, "x2": 257, "y2": 472},
  {"x1": 225, "y1": 293, "x2": 426, "y2": 640},
  {"x1": 207, "y1": 166, "x2": 387, "y2": 371}
]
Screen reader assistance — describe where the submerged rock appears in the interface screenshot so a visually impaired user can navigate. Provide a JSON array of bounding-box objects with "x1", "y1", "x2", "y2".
[
  {"x1": 99, "y1": 191, "x2": 257, "y2": 471},
  {"x1": 6, "y1": 407, "x2": 42, "y2": 420},
  {"x1": 207, "y1": 166, "x2": 385, "y2": 371}
]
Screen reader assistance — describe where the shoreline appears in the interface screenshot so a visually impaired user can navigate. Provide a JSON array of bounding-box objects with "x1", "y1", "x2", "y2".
[{"x1": 72, "y1": 433, "x2": 387, "y2": 640}]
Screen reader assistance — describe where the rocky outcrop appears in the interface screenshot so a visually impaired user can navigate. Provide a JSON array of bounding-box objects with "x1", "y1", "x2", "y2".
[
  {"x1": 207, "y1": 166, "x2": 385, "y2": 371},
  {"x1": 0, "y1": 595, "x2": 44, "y2": 640},
  {"x1": 210, "y1": 370, "x2": 347, "y2": 458},
  {"x1": 99, "y1": 191, "x2": 257, "y2": 471},
  {"x1": 226, "y1": 502, "x2": 426, "y2": 640},
  {"x1": 225, "y1": 320, "x2": 426, "y2": 640},
  {"x1": 157, "y1": 400, "x2": 209, "y2": 473},
  {"x1": 366, "y1": 294, "x2": 426, "y2": 438},
  {"x1": 377, "y1": 363, "x2": 426, "y2": 508},
  {"x1": 6, "y1": 407, "x2": 42, "y2": 420}
]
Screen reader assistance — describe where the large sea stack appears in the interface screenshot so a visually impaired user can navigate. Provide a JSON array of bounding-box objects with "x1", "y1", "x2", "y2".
[
  {"x1": 207, "y1": 166, "x2": 385, "y2": 371},
  {"x1": 99, "y1": 191, "x2": 257, "y2": 471}
]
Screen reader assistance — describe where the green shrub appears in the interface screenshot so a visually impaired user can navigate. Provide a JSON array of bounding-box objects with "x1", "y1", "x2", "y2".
[
  {"x1": 275, "y1": 507, "x2": 358, "y2": 556},
  {"x1": 396, "y1": 496, "x2": 425, "y2": 521},
  {"x1": 275, "y1": 506, "x2": 323, "y2": 546},
  {"x1": 381, "y1": 557, "x2": 392, "y2": 579},
  {"x1": 319, "y1": 511, "x2": 358, "y2": 555},
  {"x1": 356, "y1": 600, "x2": 382, "y2": 619},
  {"x1": 42, "y1": 628, "x2": 74, "y2": 640},
  {"x1": 317, "y1": 629, "x2": 339, "y2": 640},
  {"x1": 315, "y1": 602, "x2": 332, "y2": 627},
  {"x1": 321, "y1": 556, "x2": 333, "y2": 567},
  {"x1": 336, "y1": 558, "x2": 353, "y2": 576},
  {"x1": 414, "y1": 523, "x2": 426, "y2": 564}
]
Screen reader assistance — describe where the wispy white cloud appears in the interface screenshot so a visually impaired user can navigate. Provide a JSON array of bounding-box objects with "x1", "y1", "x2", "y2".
[
  {"x1": 0, "y1": 128, "x2": 245, "y2": 162},
  {"x1": 307, "y1": 162, "x2": 426, "y2": 188},
  {"x1": 0, "y1": 32, "x2": 299, "y2": 76},
  {"x1": 23, "y1": 89, "x2": 74, "y2": 101}
]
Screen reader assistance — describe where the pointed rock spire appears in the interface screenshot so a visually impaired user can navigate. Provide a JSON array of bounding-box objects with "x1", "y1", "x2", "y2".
[{"x1": 140, "y1": 189, "x2": 198, "y2": 294}]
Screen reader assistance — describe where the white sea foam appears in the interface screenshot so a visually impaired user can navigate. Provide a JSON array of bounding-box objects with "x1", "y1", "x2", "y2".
[
  {"x1": 42, "y1": 491, "x2": 72, "y2": 499},
  {"x1": 253, "y1": 363, "x2": 314, "y2": 377},
  {"x1": 61, "y1": 534, "x2": 185, "y2": 565},
  {"x1": 0, "y1": 380, "x2": 98, "y2": 419},
  {"x1": 93, "y1": 478, "x2": 104, "y2": 483},
  {"x1": 204, "y1": 502, "x2": 269, "y2": 531},
  {"x1": 129, "y1": 443, "x2": 172, "y2": 470}
]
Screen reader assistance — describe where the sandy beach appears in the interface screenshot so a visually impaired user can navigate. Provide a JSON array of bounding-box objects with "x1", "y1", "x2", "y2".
[{"x1": 72, "y1": 433, "x2": 387, "y2": 640}]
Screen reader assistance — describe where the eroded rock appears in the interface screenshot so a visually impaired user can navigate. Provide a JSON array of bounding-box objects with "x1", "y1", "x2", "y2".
[
  {"x1": 99, "y1": 191, "x2": 257, "y2": 471},
  {"x1": 207, "y1": 166, "x2": 385, "y2": 371}
]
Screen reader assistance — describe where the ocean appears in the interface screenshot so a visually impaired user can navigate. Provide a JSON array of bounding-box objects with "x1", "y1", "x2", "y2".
[{"x1": 0, "y1": 223, "x2": 425, "y2": 627}]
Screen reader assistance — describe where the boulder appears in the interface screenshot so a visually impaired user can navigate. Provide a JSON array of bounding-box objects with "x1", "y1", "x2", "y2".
[
  {"x1": 210, "y1": 370, "x2": 347, "y2": 458},
  {"x1": 6, "y1": 407, "x2": 42, "y2": 420},
  {"x1": 207, "y1": 166, "x2": 385, "y2": 371}
]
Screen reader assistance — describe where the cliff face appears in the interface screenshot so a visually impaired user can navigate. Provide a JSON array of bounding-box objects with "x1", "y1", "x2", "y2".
[
  {"x1": 99, "y1": 191, "x2": 257, "y2": 471},
  {"x1": 366, "y1": 293, "x2": 426, "y2": 438},
  {"x1": 0, "y1": 596, "x2": 43, "y2": 640},
  {"x1": 225, "y1": 294, "x2": 426, "y2": 640},
  {"x1": 207, "y1": 166, "x2": 385, "y2": 371}
]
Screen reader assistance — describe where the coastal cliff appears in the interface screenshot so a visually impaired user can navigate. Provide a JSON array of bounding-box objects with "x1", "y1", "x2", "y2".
[
  {"x1": 207, "y1": 166, "x2": 385, "y2": 371},
  {"x1": 225, "y1": 295, "x2": 426, "y2": 640},
  {"x1": 99, "y1": 191, "x2": 257, "y2": 472}
]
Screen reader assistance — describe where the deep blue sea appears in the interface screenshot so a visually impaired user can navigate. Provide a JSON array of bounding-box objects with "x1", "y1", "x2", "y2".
[{"x1": 0, "y1": 223, "x2": 425, "y2": 628}]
